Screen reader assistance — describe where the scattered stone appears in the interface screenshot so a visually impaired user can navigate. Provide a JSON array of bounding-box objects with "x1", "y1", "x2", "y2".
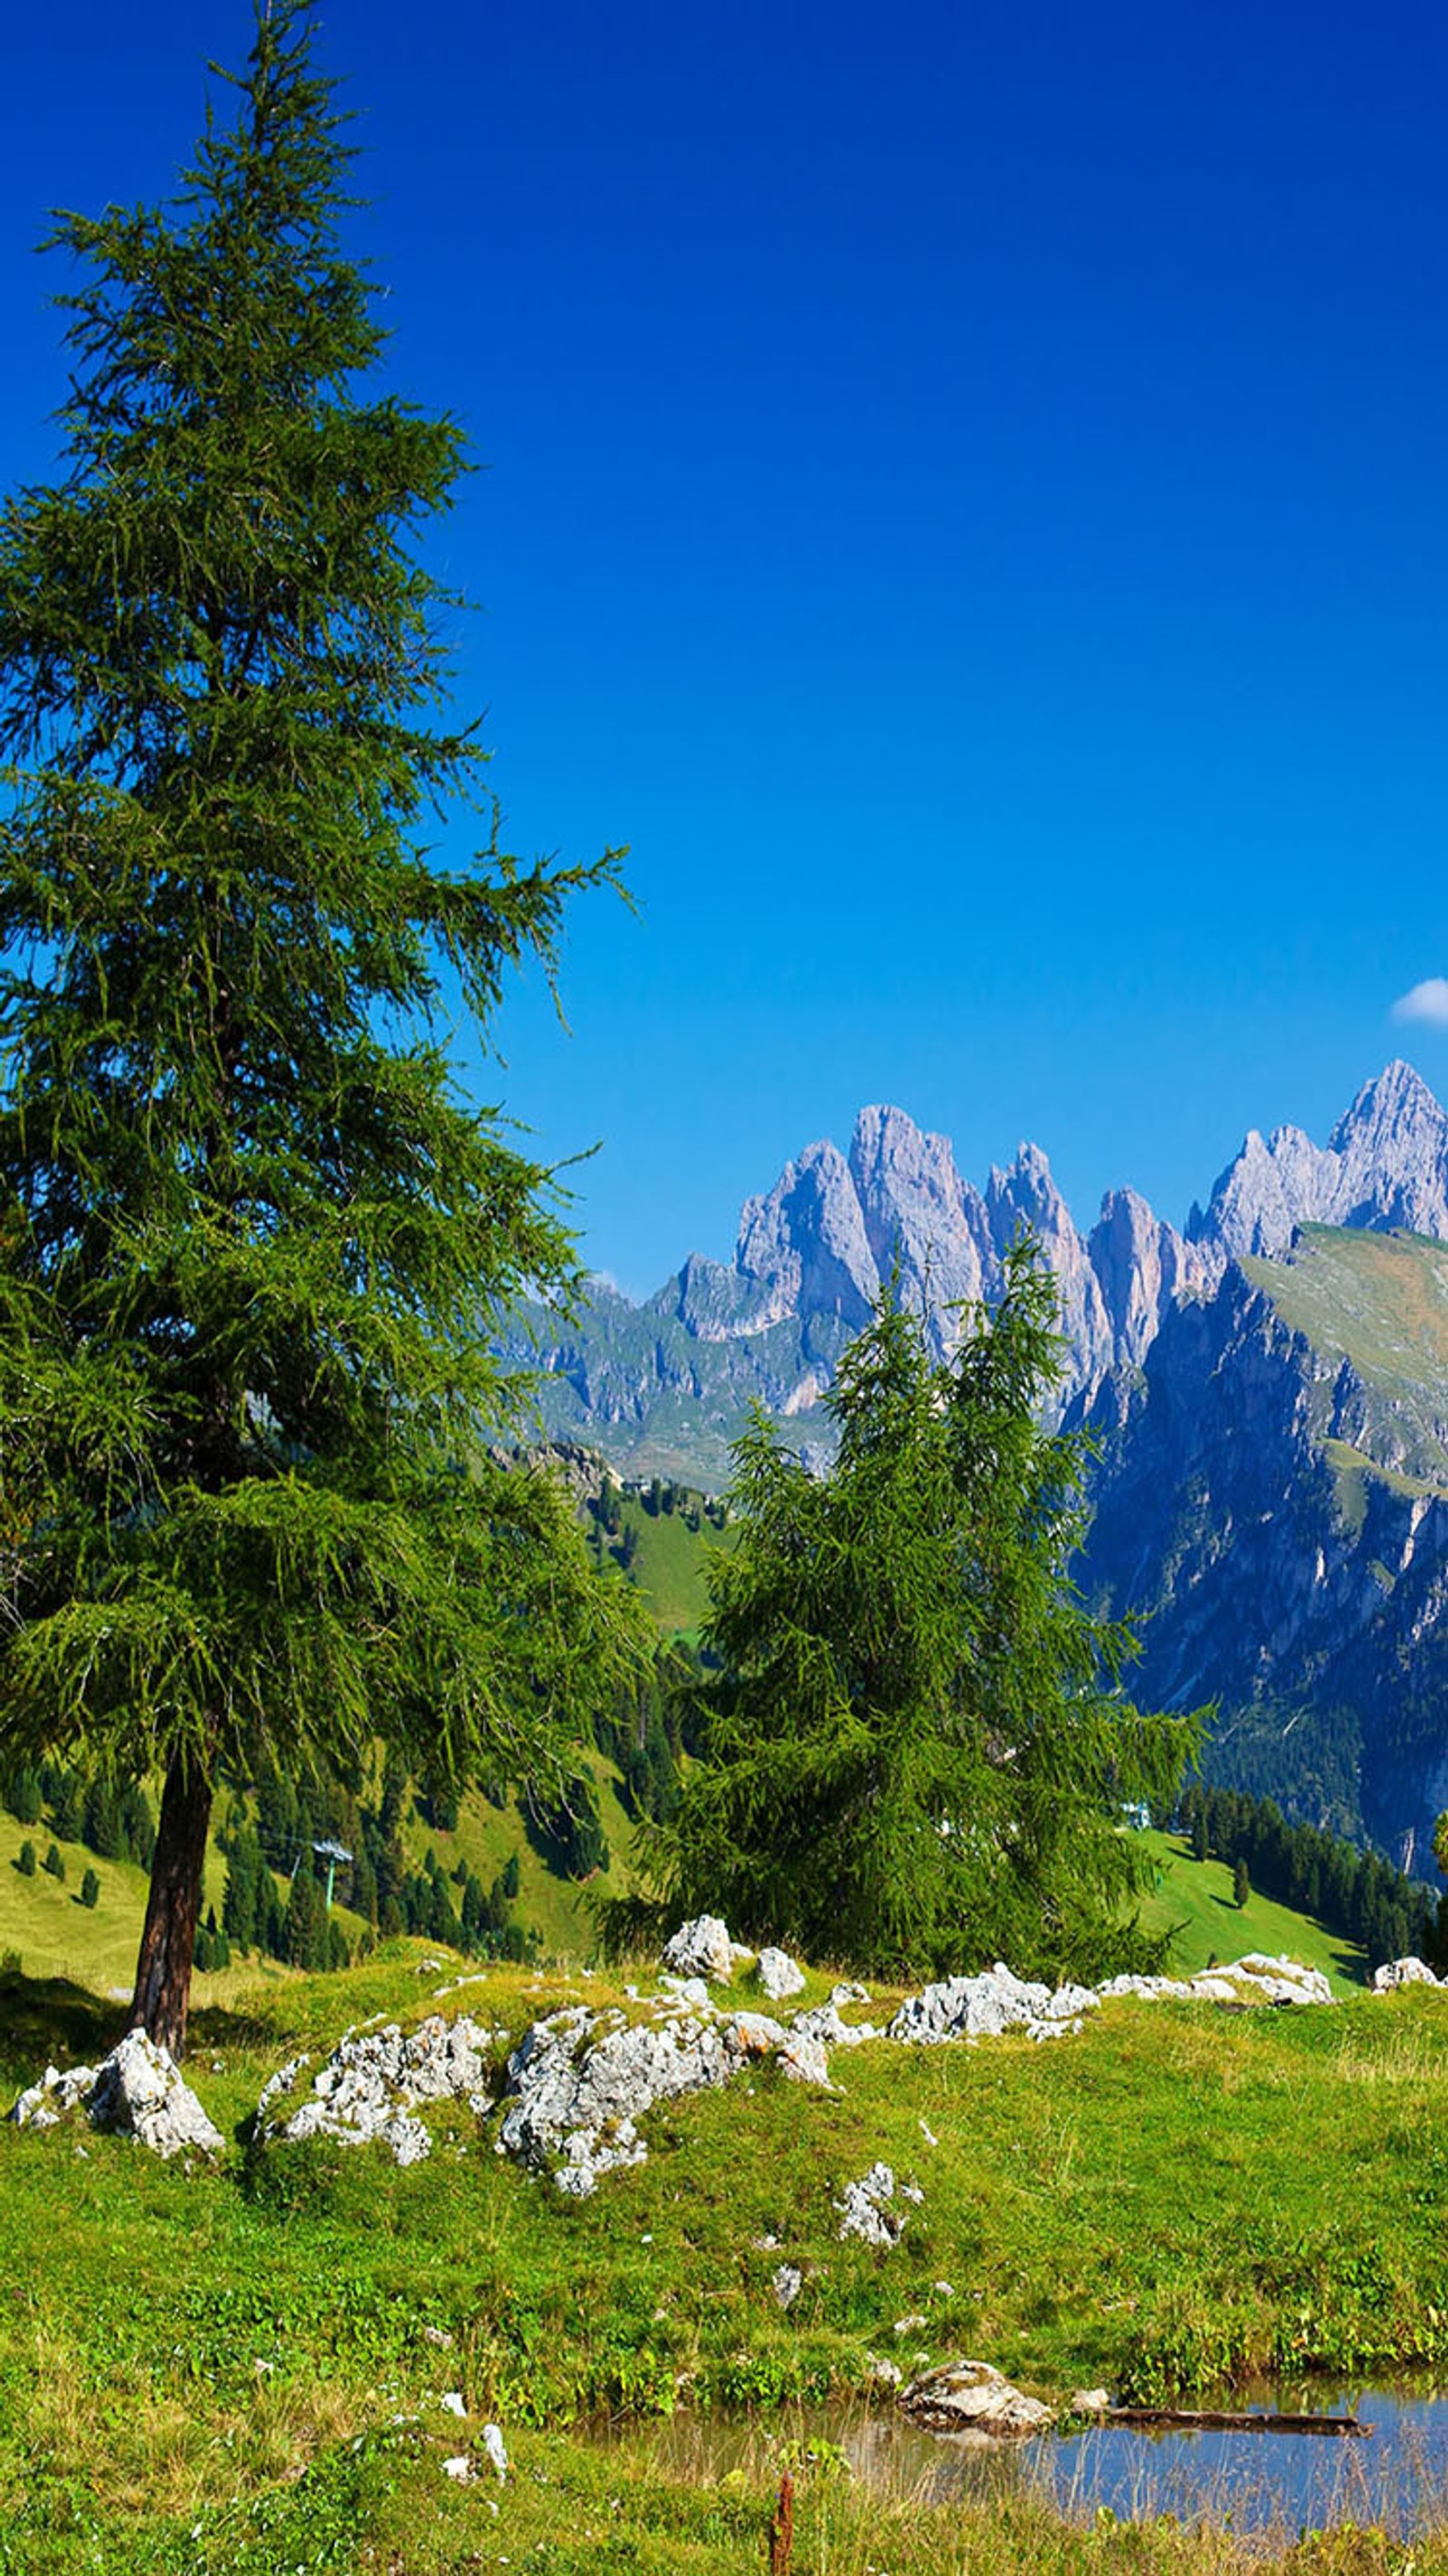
[
  {"x1": 257, "y1": 2015, "x2": 492, "y2": 2167},
  {"x1": 755, "y1": 1945, "x2": 806, "y2": 2001},
  {"x1": 441, "y1": 2455, "x2": 472, "y2": 2485},
  {"x1": 836, "y1": 2161, "x2": 910, "y2": 2247},
  {"x1": 773, "y1": 2263, "x2": 804, "y2": 2309},
  {"x1": 865, "y1": 2354, "x2": 903, "y2": 2391},
  {"x1": 660, "y1": 1916, "x2": 749, "y2": 1983},
  {"x1": 892, "y1": 2312, "x2": 929, "y2": 2336},
  {"x1": 1373, "y1": 1957, "x2": 1440, "y2": 1991},
  {"x1": 919, "y1": 2117, "x2": 939, "y2": 2147},
  {"x1": 790, "y1": 2000, "x2": 881, "y2": 2049},
  {"x1": 1071, "y1": 2387, "x2": 1111, "y2": 2414},
  {"x1": 13, "y1": 2030, "x2": 224, "y2": 2161},
  {"x1": 422, "y1": 2324, "x2": 456, "y2": 2349},
  {"x1": 889, "y1": 1965, "x2": 1099, "y2": 2046},
  {"x1": 899, "y1": 2358, "x2": 1054, "y2": 2438},
  {"x1": 830, "y1": 1981, "x2": 872, "y2": 2005},
  {"x1": 441, "y1": 2391, "x2": 466, "y2": 2418},
  {"x1": 481, "y1": 2423, "x2": 509, "y2": 2482},
  {"x1": 1097, "y1": 1955, "x2": 1333, "y2": 2009}
]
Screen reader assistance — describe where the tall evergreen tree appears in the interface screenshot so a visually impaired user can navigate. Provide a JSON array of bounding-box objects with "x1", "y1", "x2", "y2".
[
  {"x1": 630, "y1": 1245, "x2": 1200, "y2": 1980},
  {"x1": 0, "y1": 4, "x2": 648, "y2": 2053}
]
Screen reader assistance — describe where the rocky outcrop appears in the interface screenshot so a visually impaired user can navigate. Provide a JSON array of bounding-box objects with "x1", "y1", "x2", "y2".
[
  {"x1": 13, "y1": 2029, "x2": 224, "y2": 2159},
  {"x1": 256, "y1": 2015, "x2": 494, "y2": 2166},
  {"x1": 660, "y1": 1916, "x2": 750, "y2": 1982},
  {"x1": 496, "y1": 1995, "x2": 832, "y2": 2198},
  {"x1": 889, "y1": 1965, "x2": 1099, "y2": 2045},
  {"x1": 1372, "y1": 1956, "x2": 1440, "y2": 1990}
]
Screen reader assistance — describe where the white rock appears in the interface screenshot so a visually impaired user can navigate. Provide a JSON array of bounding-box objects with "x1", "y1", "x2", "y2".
[
  {"x1": 481, "y1": 2423, "x2": 509, "y2": 2482},
  {"x1": 498, "y1": 1999, "x2": 832, "y2": 2195},
  {"x1": 13, "y1": 2031, "x2": 224, "y2": 2161},
  {"x1": 791, "y1": 2001, "x2": 881, "y2": 2049},
  {"x1": 1071, "y1": 2387, "x2": 1111, "y2": 2413},
  {"x1": 773, "y1": 2263, "x2": 803, "y2": 2309},
  {"x1": 441, "y1": 2391, "x2": 466, "y2": 2418},
  {"x1": 755, "y1": 1946, "x2": 806, "y2": 2001},
  {"x1": 890, "y1": 1964, "x2": 1096, "y2": 2046},
  {"x1": 660, "y1": 1916, "x2": 741, "y2": 1983},
  {"x1": 836, "y1": 2161, "x2": 910, "y2": 2247},
  {"x1": 1373, "y1": 1956, "x2": 1439, "y2": 1991},
  {"x1": 899, "y1": 2358, "x2": 1054, "y2": 2438},
  {"x1": 257, "y1": 2015, "x2": 492, "y2": 2167},
  {"x1": 777, "y1": 2034, "x2": 833, "y2": 2087},
  {"x1": 441, "y1": 2455, "x2": 472, "y2": 2484}
]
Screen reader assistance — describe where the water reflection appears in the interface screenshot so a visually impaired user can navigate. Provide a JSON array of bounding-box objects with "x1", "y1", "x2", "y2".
[{"x1": 595, "y1": 2385, "x2": 1448, "y2": 2535}]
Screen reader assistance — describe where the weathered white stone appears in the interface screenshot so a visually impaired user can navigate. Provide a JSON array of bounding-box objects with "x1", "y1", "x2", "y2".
[
  {"x1": 481, "y1": 2424, "x2": 509, "y2": 2483},
  {"x1": 773, "y1": 2263, "x2": 803, "y2": 2308},
  {"x1": 889, "y1": 1964, "x2": 1099, "y2": 2046},
  {"x1": 1071, "y1": 2387, "x2": 1111, "y2": 2414},
  {"x1": 660, "y1": 1916, "x2": 746, "y2": 1982},
  {"x1": 755, "y1": 1945, "x2": 806, "y2": 2001},
  {"x1": 1096, "y1": 1954, "x2": 1333, "y2": 2010},
  {"x1": 1373, "y1": 1956, "x2": 1440, "y2": 1991},
  {"x1": 776, "y1": 2033, "x2": 833, "y2": 2087},
  {"x1": 836, "y1": 2161, "x2": 910, "y2": 2247},
  {"x1": 899, "y1": 2358, "x2": 1054, "y2": 2438},
  {"x1": 13, "y1": 2030, "x2": 224, "y2": 2160},
  {"x1": 258, "y1": 2015, "x2": 492, "y2": 2167},
  {"x1": 790, "y1": 2000, "x2": 881, "y2": 2049}
]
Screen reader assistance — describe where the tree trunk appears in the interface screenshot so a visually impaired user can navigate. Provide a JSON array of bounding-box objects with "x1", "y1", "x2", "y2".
[{"x1": 128, "y1": 1750, "x2": 214, "y2": 2058}]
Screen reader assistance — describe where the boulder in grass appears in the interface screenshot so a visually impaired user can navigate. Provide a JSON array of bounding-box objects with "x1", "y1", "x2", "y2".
[
  {"x1": 754, "y1": 1945, "x2": 806, "y2": 2001},
  {"x1": 899, "y1": 2358, "x2": 1054, "y2": 2438},
  {"x1": 13, "y1": 2029, "x2": 224, "y2": 2160},
  {"x1": 1372, "y1": 1957, "x2": 1440, "y2": 1992},
  {"x1": 659, "y1": 1916, "x2": 748, "y2": 1983}
]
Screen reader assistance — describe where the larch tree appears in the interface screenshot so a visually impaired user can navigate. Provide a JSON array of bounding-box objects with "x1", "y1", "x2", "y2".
[
  {"x1": 632, "y1": 1244, "x2": 1200, "y2": 1982},
  {"x1": 0, "y1": 2, "x2": 650, "y2": 2054}
]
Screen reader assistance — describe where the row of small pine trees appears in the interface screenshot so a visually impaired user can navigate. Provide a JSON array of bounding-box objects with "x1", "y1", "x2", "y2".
[{"x1": 14, "y1": 1839, "x2": 100, "y2": 1906}]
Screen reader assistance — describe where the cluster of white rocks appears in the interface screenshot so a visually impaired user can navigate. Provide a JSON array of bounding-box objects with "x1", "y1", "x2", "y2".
[
  {"x1": 255, "y1": 2013, "x2": 495, "y2": 2167},
  {"x1": 12, "y1": 1918, "x2": 1444, "y2": 2174},
  {"x1": 12, "y1": 2028, "x2": 224, "y2": 2160}
]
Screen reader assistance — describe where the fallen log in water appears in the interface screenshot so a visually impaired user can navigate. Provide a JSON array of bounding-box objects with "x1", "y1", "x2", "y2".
[{"x1": 1100, "y1": 2407, "x2": 1370, "y2": 2438}]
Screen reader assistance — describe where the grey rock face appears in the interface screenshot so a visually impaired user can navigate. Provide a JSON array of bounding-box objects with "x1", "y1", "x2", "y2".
[
  {"x1": 899, "y1": 2359, "x2": 1054, "y2": 2438},
  {"x1": 14, "y1": 2029, "x2": 224, "y2": 2160},
  {"x1": 737, "y1": 1139, "x2": 880, "y2": 1330},
  {"x1": 257, "y1": 2015, "x2": 492, "y2": 2166}
]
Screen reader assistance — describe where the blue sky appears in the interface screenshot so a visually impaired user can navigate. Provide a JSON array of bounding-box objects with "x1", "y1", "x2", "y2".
[{"x1": 5, "y1": 2, "x2": 1448, "y2": 1294}]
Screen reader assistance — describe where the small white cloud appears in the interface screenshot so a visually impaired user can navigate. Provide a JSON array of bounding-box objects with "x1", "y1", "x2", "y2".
[{"x1": 1392, "y1": 978, "x2": 1448, "y2": 1028}]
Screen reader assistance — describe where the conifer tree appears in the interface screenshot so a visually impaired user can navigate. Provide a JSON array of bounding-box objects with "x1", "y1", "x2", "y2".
[
  {"x1": 632, "y1": 1245, "x2": 1200, "y2": 1980},
  {"x1": 0, "y1": 3, "x2": 648, "y2": 2052}
]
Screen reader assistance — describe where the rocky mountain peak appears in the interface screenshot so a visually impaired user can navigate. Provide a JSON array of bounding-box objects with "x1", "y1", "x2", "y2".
[{"x1": 1189, "y1": 1061, "x2": 1448, "y2": 1257}]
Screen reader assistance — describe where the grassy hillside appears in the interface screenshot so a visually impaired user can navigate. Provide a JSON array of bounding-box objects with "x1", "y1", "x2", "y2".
[
  {"x1": 593, "y1": 1490, "x2": 731, "y2": 1636},
  {"x1": 1243, "y1": 1223, "x2": 1448, "y2": 1485},
  {"x1": 6, "y1": 1942, "x2": 1448, "y2": 2570},
  {"x1": 1134, "y1": 1830, "x2": 1367, "y2": 1993}
]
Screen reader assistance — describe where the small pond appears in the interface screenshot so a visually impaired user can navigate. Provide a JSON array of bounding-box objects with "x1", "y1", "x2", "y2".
[{"x1": 594, "y1": 2385, "x2": 1448, "y2": 2536}]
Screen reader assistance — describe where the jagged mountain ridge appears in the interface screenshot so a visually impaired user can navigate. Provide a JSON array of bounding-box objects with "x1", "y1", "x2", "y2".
[{"x1": 514, "y1": 1061, "x2": 1448, "y2": 1480}]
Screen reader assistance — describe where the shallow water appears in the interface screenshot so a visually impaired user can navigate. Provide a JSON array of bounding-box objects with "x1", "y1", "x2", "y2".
[{"x1": 595, "y1": 2384, "x2": 1448, "y2": 2535}]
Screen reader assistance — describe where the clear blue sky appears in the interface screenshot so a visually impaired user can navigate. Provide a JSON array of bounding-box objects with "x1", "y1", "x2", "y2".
[{"x1": 5, "y1": 3, "x2": 1448, "y2": 1294}]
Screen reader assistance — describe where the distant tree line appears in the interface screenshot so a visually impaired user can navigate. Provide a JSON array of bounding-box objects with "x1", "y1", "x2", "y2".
[
  {"x1": 3, "y1": 1760, "x2": 156, "y2": 1872},
  {"x1": 1175, "y1": 1780, "x2": 1439, "y2": 1969}
]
